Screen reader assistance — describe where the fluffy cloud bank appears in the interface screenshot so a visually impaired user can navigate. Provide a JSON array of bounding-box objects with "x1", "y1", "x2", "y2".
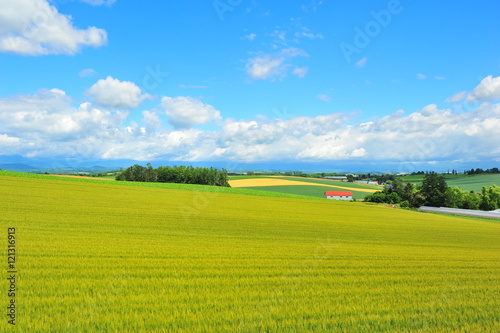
[
  {"x1": 161, "y1": 96, "x2": 222, "y2": 129},
  {"x1": 87, "y1": 76, "x2": 151, "y2": 109},
  {"x1": 0, "y1": 0, "x2": 107, "y2": 55},
  {"x1": 0, "y1": 76, "x2": 499, "y2": 166},
  {"x1": 446, "y1": 75, "x2": 500, "y2": 103},
  {"x1": 467, "y1": 75, "x2": 500, "y2": 102}
]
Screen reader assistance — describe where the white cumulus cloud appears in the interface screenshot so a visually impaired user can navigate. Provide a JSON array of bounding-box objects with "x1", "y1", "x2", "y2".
[
  {"x1": 0, "y1": 0, "x2": 107, "y2": 56},
  {"x1": 316, "y1": 94, "x2": 331, "y2": 103},
  {"x1": 161, "y1": 96, "x2": 222, "y2": 129},
  {"x1": 245, "y1": 48, "x2": 308, "y2": 81},
  {"x1": 0, "y1": 134, "x2": 20, "y2": 144},
  {"x1": 351, "y1": 148, "x2": 366, "y2": 157},
  {"x1": 87, "y1": 76, "x2": 151, "y2": 109},
  {"x1": 1, "y1": 80, "x2": 499, "y2": 167},
  {"x1": 0, "y1": 89, "x2": 125, "y2": 146},
  {"x1": 246, "y1": 55, "x2": 285, "y2": 80},
  {"x1": 445, "y1": 91, "x2": 466, "y2": 103},
  {"x1": 417, "y1": 73, "x2": 427, "y2": 80},
  {"x1": 79, "y1": 68, "x2": 97, "y2": 78},
  {"x1": 141, "y1": 110, "x2": 162, "y2": 132},
  {"x1": 295, "y1": 31, "x2": 323, "y2": 39},
  {"x1": 355, "y1": 57, "x2": 367, "y2": 68},
  {"x1": 293, "y1": 67, "x2": 308, "y2": 78},
  {"x1": 244, "y1": 33, "x2": 256, "y2": 41},
  {"x1": 467, "y1": 75, "x2": 500, "y2": 102}
]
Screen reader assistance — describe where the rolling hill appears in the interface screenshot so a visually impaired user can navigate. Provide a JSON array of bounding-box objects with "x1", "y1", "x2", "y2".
[{"x1": 1, "y1": 171, "x2": 499, "y2": 332}]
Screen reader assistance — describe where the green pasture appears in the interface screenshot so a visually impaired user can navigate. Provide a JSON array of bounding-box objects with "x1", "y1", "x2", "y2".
[
  {"x1": 1, "y1": 171, "x2": 499, "y2": 332},
  {"x1": 400, "y1": 174, "x2": 466, "y2": 182},
  {"x1": 401, "y1": 174, "x2": 500, "y2": 192},
  {"x1": 0, "y1": 171, "x2": 319, "y2": 201},
  {"x1": 228, "y1": 175, "x2": 273, "y2": 180},
  {"x1": 446, "y1": 174, "x2": 500, "y2": 192}
]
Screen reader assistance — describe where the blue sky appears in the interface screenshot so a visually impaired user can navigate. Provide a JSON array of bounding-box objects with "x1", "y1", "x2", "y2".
[{"x1": 0, "y1": 0, "x2": 500, "y2": 172}]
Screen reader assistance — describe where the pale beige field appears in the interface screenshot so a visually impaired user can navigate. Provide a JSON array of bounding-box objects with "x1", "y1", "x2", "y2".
[{"x1": 229, "y1": 178, "x2": 377, "y2": 193}]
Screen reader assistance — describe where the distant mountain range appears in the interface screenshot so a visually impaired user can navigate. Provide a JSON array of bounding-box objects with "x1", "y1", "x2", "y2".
[
  {"x1": 0, "y1": 155, "x2": 125, "y2": 173},
  {"x1": 0, "y1": 162, "x2": 118, "y2": 174},
  {"x1": 0, "y1": 154, "x2": 497, "y2": 175},
  {"x1": 0, "y1": 163, "x2": 36, "y2": 172}
]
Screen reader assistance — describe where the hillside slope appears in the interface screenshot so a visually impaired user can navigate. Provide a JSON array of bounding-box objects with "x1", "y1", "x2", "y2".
[{"x1": 1, "y1": 172, "x2": 499, "y2": 332}]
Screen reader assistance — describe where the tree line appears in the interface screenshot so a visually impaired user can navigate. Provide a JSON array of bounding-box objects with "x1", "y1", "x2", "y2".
[
  {"x1": 365, "y1": 172, "x2": 500, "y2": 210},
  {"x1": 116, "y1": 164, "x2": 230, "y2": 187},
  {"x1": 410, "y1": 167, "x2": 500, "y2": 175},
  {"x1": 465, "y1": 167, "x2": 500, "y2": 175}
]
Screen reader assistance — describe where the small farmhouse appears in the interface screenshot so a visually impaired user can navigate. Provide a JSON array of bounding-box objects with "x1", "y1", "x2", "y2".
[{"x1": 324, "y1": 191, "x2": 353, "y2": 201}]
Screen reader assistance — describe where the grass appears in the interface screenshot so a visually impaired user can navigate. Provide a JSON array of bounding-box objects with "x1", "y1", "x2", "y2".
[
  {"x1": 1, "y1": 171, "x2": 499, "y2": 332},
  {"x1": 241, "y1": 185, "x2": 369, "y2": 200},
  {"x1": 419, "y1": 211, "x2": 500, "y2": 223},
  {"x1": 400, "y1": 174, "x2": 467, "y2": 182},
  {"x1": 228, "y1": 175, "x2": 274, "y2": 180},
  {"x1": 92, "y1": 174, "x2": 116, "y2": 179},
  {"x1": 446, "y1": 174, "x2": 500, "y2": 192},
  {"x1": 400, "y1": 174, "x2": 500, "y2": 192},
  {"x1": 0, "y1": 171, "x2": 321, "y2": 201}
]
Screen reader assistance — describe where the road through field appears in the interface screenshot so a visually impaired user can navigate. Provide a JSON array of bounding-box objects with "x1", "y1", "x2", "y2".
[{"x1": 229, "y1": 178, "x2": 377, "y2": 193}]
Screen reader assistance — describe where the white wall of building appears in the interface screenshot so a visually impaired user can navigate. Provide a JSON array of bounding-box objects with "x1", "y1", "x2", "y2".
[{"x1": 326, "y1": 195, "x2": 352, "y2": 200}]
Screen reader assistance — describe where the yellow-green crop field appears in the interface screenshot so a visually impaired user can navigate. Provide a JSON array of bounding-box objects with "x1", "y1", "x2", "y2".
[{"x1": 1, "y1": 171, "x2": 499, "y2": 332}]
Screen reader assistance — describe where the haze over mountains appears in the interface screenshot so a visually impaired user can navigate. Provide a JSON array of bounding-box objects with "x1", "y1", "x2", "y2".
[{"x1": 1, "y1": 154, "x2": 498, "y2": 175}]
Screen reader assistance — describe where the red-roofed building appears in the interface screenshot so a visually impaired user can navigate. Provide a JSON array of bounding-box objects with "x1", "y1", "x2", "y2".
[{"x1": 324, "y1": 191, "x2": 353, "y2": 201}]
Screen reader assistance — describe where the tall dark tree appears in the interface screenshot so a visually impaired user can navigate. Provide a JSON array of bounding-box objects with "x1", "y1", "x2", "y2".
[
  {"x1": 421, "y1": 172, "x2": 448, "y2": 207},
  {"x1": 144, "y1": 163, "x2": 158, "y2": 182},
  {"x1": 403, "y1": 182, "x2": 415, "y2": 203}
]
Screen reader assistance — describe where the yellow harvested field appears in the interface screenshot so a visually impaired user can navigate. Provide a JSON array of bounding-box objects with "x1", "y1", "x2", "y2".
[{"x1": 229, "y1": 178, "x2": 377, "y2": 193}]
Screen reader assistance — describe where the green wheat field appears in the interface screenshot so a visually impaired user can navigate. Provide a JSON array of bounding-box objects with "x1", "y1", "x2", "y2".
[{"x1": 1, "y1": 171, "x2": 499, "y2": 332}]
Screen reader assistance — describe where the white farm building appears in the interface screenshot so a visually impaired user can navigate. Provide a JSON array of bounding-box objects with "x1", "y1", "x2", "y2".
[
  {"x1": 322, "y1": 176, "x2": 348, "y2": 181},
  {"x1": 324, "y1": 191, "x2": 353, "y2": 201}
]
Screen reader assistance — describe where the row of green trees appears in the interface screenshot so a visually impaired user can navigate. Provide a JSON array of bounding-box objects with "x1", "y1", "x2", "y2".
[
  {"x1": 245, "y1": 171, "x2": 342, "y2": 178},
  {"x1": 365, "y1": 172, "x2": 500, "y2": 210},
  {"x1": 465, "y1": 167, "x2": 500, "y2": 175},
  {"x1": 116, "y1": 164, "x2": 230, "y2": 187}
]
